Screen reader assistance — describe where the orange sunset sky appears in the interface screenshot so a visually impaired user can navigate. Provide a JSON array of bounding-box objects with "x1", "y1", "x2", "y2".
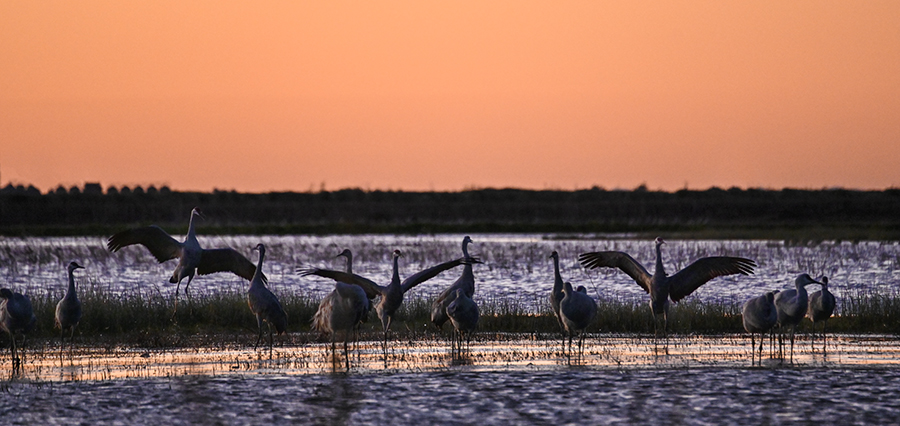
[{"x1": 2, "y1": 1, "x2": 899, "y2": 193}]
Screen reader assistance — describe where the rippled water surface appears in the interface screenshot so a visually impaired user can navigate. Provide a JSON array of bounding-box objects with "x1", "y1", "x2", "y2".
[
  {"x1": 5, "y1": 366, "x2": 900, "y2": 425},
  {"x1": 3, "y1": 334, "x2": 900, "y2": 425}
]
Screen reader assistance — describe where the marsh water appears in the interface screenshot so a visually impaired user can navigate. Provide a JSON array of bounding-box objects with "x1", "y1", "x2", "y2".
[
  {"x1": 3, "y1": 334, "x2": 900, "y2": 425},
  {"x1": 3, "y1": 234, "x2": 900, "y2": 307},
  {"x1": 2, "y1": 235, "x2": 900, "y2": 424}
]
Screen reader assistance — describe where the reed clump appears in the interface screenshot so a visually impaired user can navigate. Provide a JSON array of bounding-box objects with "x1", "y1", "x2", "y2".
[{"x1": 15, "y1": 287, "x2": 899, "y2": 346}]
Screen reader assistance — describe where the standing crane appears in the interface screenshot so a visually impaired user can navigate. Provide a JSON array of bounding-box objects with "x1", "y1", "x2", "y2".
[
  {"x1": 447, "y1": 288, "x2": 479, "y2": 356},
  {"x1": 247, "y1": 244, "x2": 287, "y2": 350},
  {"x1": 431, "y1": 236, "x2": 479, "y2": 329},
  {"x1": 807, "y1": 276, "x2": 837, "y2": 352},
  {"x1": 741, "y1": 291, "x2": 778, "y2": 365},
  {"x1": 1, "y1": 288, "x2": 36, "y2": 370},
  {"x1": 311, "y1": 249, "x2": 370, "y2": 369},
  {"x1": 548, "y1": 251, "x2": 566, "y2": 334},
  {"x1": 55, "y1": 261, "x2": 85, "y2": 345},
  {"x1": 560, "y1": 282, "x2": 597, "y2": 360},
  {"x1": 774, "y1": 273, "x2": 821, "y2": 362}
]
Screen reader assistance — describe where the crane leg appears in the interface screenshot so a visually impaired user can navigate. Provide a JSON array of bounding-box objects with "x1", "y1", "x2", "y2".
[
  {"x1": 789, "y1": 326, "x2": 796, "y2": 363},
  {"x1": 750, "y1": 333, "x2": 755, "y2": 366}
]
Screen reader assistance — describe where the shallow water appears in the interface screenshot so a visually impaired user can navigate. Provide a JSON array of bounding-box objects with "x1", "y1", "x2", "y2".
[
  {"x1": 4, "y1": 368, "x2": 900, "y2": 425},
  {"x1": 2, "y1": 235, "x2": 898, "y2": 312},
  {"x1": 3, "y1": 334, "x2": 900, "y2": 425},
  {"x1": 0, "y1": 336, "x2": 900, "y2": 425}
]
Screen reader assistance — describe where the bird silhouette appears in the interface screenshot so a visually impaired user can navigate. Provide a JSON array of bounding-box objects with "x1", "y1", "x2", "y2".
[
  {"x1": 742, "y1": 291, "x2": 778, "y2": 365},
  {"x1": 107, "y1": 207, "x2": 262, "y2": 317},
  {"x1": 333, "y1": 248, "x2": 371, "y2": 327},
  {"x1": 560, "y1": 282, "x2": 597, "y2": 360},
  {"x1": 579, "y1": 237, "x2": 755, "y2": 348},
  {"x1": 247, "y1": 244, "x2": 287, "y2": 350},
  {"x1": 447, "y1": 288, "x2": 479, "y2": 356},
  {"x1": 55, "y1": 261, "x2": 85, "y2": 344},
  {"x1": 807, "y1": 276, "x2": 837, "y2": 352},
  {"x1": 774, "y1": 273, "x2": 822, "y2": 363},
  {"x1": 311, "y1": 249, "x2": 370, "y2": 369},
  {"x1": 1, "y1": 288, "x2": 37, "y2": 370},
  {"x1": 548, "y1": 251, "x2": 566, "y2": 335},
  {"x1": 431, "y1": 236, "x2": 479, "y2": 329}
]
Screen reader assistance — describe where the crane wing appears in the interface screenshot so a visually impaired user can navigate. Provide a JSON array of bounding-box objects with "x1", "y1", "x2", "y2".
[
  {"x1": 578, "y1": 251, "x2": 652, "y2": 293},
  {"x1": 107, "y1": 225, "x2": 182, "y2": 263},
  {"x1": 668, "y1": 256, "x2": 756, "y2": 302},
  {"x1": 298, "y1": 268, "x2": 384, "y2": 299},
  {"x1": 197, "y1": 248, "x2": 262, "y2": 282},
  {"x1": 400, "y1": 257, "x2": 480, "y2": 293}
]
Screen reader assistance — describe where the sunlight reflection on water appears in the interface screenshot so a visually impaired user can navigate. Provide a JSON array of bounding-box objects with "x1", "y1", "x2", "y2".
[{"x1": 2, "y1": 235, "x2": 898, "y2": 313}]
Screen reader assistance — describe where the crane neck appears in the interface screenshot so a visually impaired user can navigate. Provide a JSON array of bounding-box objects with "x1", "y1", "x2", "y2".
[
  {"x1": 794, "y1": 279, "x2": 809, "y2": 298},
  {"x1": 462, "y1": 239, "x2": 471, "y2": 259},
  {"x1": 390, "y1": 254, "x2": 401, "y2": 287},
  {"x1": 186, "y1": 212, "x2": 199, "y2": 241},
  {"x1": 654, "y1": 242, "x2": 665, "y2": 277},
  {"x1": 67, "y1": 268, "x2": 78, "y2": 296},
  {"x1": 344, "y1": 253, "x2": 353, "y2": 274},
  {"x1": 552, "y1": 256, "x2": 563, "y2": 287},
  {"x1": 252, "y1": 248, "x2": 265, "y2": 284}
]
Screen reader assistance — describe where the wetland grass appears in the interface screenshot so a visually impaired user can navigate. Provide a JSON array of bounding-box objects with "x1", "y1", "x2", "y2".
[{"x1": 13, "y1": 286, "x2": 899, "y2": 349}]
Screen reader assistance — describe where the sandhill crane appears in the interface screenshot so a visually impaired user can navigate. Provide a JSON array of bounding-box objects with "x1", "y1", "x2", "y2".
[
  {"x1": 247, "y1": 244, "x2": 287, "y2": 350},
  {"x1": 311, "y1": 249, "x2": 370, "y2": 369},
  {"x1": 300, "y1": 249, "x2": 473, "y2": 353},
  {"x1": 447, "y1": 288, "x2": 479, "y2": 356},
  {"x1": 334, "y1": 248, "x2": 371, "y2": 326},
  {"x1": 775, "y1": 273, "x2": 822, "y2": 363},
  {"x1": 548, "y1": 251, "x2": 566, "y2": 334},
  {"x1": 807, "y1": 276, "x2": 836, "y2": 352},
  {"x1": 55, "y1": 261, "x2": 85, "y2": 343},
  {"x1": 312, "y1": 280, "x2": 369, "y2": 370},
  {"x1": 560, "y1": 282, "x2": 597, "y2": 360},
  {"x1": 742, "y1": 291, "x2": 778, "y2": 365},
  {"x1": 579, "y1": 237, "x2": 756, "y2": 347},
  {"x1": 107, "y1": 207, "x2": 262, "y2": 317},
  {"x1": 431, "y1": 236, "x2": 479, "y2": 329},
  {"x1": 1, "y1": 288, "x2": 36, "y2": 369}
]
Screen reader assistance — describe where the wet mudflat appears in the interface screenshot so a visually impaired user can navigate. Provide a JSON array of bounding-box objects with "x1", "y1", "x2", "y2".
[{"x1": 3, "y1": 334, "x2": 899, "y2": 425}]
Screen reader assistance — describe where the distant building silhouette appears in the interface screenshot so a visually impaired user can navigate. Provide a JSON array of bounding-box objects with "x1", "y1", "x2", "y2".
[{"x1": 84, "y1": 183, "x2": 103, "y2": 195}]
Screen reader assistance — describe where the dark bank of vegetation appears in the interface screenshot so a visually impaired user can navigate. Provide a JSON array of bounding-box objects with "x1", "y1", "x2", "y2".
[
  {"x1": 3, "y1": 183, "x2": 900, "y2": 240},
  {"x1": 14, "y1": 286, "x2": 898, "y2": 347}
]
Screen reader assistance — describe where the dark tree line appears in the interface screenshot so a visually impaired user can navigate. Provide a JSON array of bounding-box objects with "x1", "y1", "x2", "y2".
[{"x1": 2, "y1": 184, "x2": 899, "y2": 238}]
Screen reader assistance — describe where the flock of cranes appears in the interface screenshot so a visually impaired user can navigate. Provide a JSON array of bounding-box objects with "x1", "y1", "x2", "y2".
[{"x1": 1, "y1": 209, "x2": 840, "y2": 370}]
